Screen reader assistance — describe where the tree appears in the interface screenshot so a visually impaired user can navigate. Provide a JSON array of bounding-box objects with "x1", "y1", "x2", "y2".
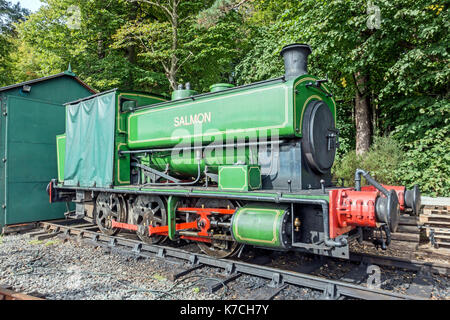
[
  {"x1": 117, "y1": 0, "x2": 189, "y2": 90},
  {"x1": 235, "y1": 0, "x2": 448, "y2": 154},
  {"x1": 113, "y1": 0, "x2": 246, "y2": 92},
  {"x1": 234, "y1": 0, "x2": 448, "y2": 195},
  {"x1": 0, "y1": 0, "x2": 29, "y2": 86},
  {"x1": 196, "y1": 0, "x2": 251, "y2": 28},
  {"x1": 13, "y1": 0, "x2": 156, "y2": 91},
  {"x1": 6, "y1": 0, "x2": 447, "y2": 195}
]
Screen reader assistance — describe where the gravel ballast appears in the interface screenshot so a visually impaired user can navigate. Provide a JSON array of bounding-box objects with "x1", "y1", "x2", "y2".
[
  {"x1": 0, "y1": 233, "x2": 224, "y2": 300},
  {"x1": 1, "y1": 232, "x2": 448, "y2": 300}
]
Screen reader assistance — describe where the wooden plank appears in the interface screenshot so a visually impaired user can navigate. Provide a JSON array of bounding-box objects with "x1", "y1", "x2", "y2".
[
  {"x1": 435, "y1": 239, "x2": 450, "y2": 245},
  {"x1": 167, "y1": 264, "x2": 204, "y2": 281},
  {"x1": 426, "y1": 226, "x2": 450, "y2": 237},
  {"x1": 26, "y1": 230, "x2": 50, "y2": 238},
  {"x1": 433, "y1": 234, "x2": 450, "y2": 240},
  {"x1": 1, "y1": 222, "x2": 38, "y2": 235},
  {"x1": 396, "y1": 225, "x2": 420, "y2": 234},
  {"x1": 204, "y1": 273, "x2": 242, "y2": 294},
  {"x1": 435, "y1": 241, "x2": 450, "y2": 248},
  {"x1": 424, "y1": 227, "x2": 450, "y2": 236},
  {"x1": 425, "y1": 205, "x2": 450, "y2": 210},
  {"x1": 420, "y1": 221, "x2": 450, "y2": 227},
  {"x1": 391, "y1": 232, "x2": 419, "y2": 242},
  {"x1": 422, "y1": 204, "x2": 450, "y2": 217},
  {"x1": 419, "y1": 216, "x2": 450, "y2": 226},
  {"x1": 421, "y1": 213, "x2": 450, "y2": 219},
  {"x1": 399, "y1": 216, "x2": 418, "y2": 226},
  {"x1": 0, "y1": 287, "x2": 44, "y2": 300},
  {"x1": 420, "y1": 247, "x2": 450, "y2": 259},
  {"x1": 34, "y1": 231, "x2": 61, "y2": 241},
  {"x1": 423, "y1": 209, "x2": 449, "y2": 215}
]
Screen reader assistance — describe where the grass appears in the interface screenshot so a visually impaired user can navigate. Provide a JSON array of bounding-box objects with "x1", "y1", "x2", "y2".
[
  {"x1": 192, "y1": 287, "x2": 200, "y2": 293},
  {"x1": 45, "y1": 240, "x2": 59, "y2": 246},
  {"x1": 28, "y1": 239, "x2": 44, "y2": 245},
  {"x1": 153, "y1": 273, "x2": 167, "y2": 281}
]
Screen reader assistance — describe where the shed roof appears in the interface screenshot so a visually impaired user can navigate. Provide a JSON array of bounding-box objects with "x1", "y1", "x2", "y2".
[{"x1": 0, "y1": 72, "x2": 96, "y2": 94}]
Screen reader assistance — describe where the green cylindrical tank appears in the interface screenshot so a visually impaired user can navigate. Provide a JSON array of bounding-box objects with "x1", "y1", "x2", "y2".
[
  {"x1": 171, "y1": 89, "x2": 197, "y2": 100},
  {"x1": 127, "y1": 75, "x2": 336, "y2": 150},
  {"x1": 140, "y1": 147, "x2": 256, "y2": 179},
  {"x1": 231, "y1": 204, "x2": 291, "y2": 248},
  {"x1": 128, "y1": 79, "x2": 295, "y2": 149},
  {"x1": 209, "y1": 83, "x2": 235, "y2": 92}
]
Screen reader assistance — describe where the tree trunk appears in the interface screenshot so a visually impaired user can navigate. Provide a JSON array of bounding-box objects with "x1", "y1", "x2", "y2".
[
  {"x1": 97, "y1": 35, "x2": 105, "y2": 59},
  {"x1": 127, "y1": 2, "x2": 138, "y2": 65},
  {"x1": 126, "y1": 2, "x2": 139, "y2": 89},
  {"x1": 354, "y1": 72, "x2": 371, "y2": 156},
  {"x1": 168, "y1": 0, "x2": 179, "y2": 91}
]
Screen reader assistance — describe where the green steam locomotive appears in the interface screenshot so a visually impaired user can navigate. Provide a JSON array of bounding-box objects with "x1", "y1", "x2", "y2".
[{"x1": 48, "y1": 44, "x2": 420, "y2": 259}]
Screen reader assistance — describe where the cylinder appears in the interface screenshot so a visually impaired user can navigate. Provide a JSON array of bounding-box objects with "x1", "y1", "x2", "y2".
[
  {"x1": 404, "y1": 185, "x2": 421, "y2": 215},
  {"x1": 280, "y1": 43, "x2": 312, "y2": 80},
  {"x1": 375, "y1": 189, "x2": 400, "y2": 232},
  {"x1": 140, "y1": 147, "x2": 254, "y2": 180},
  {"x1": 231, "y1": 204, "x2": 290, "y2": 248},
  {"x1": 171, "y1": 89, "x2": 197, "y2": 100},
  {"x1": 209, "y1": 83, "x2": 235, "y2": 92}
]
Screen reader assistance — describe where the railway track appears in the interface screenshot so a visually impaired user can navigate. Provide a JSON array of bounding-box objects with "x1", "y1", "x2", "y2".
[{"x1": 21, "y1": 219, "x2": 448, "y2": 300}]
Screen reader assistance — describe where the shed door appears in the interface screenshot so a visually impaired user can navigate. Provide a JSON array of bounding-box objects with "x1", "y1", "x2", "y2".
[
  {"x1": 4, "y1": 96, "x2": 66, "y2": 225},
  {"x1": 0, "y1": 96, "x2": 5, "y2": 226}
]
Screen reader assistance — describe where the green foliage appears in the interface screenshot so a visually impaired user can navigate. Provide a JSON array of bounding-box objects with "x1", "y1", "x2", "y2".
[
  {"x1": 333, "y1": 136, "x2": 405, "y2": 187},
  {"x1": 0, "y1": 0, "x2": 29, "y2": 33},
  {"x1": 393, "y1": 98, "x2": 450, "y2": 196},
  {"x1": 236, "y1": 0, "x2": 448, "y2": 195},
  {"x1": 334, "y1": 129, "x2": 450, "y2": 197},
  {"x1": 0, "y1": 0, "x2": 447, "y2": 195},
  {"x1": 197, "y1": 0, "x2": 241, "y2": 28},
  {"x1": 112, "y1": 0, "x2": 245, "y2": 93},
  {"x1": 11, "y1": 0, "x2": 153, "y2": 91},
  {"x1": 182, "y1": 15, "x2": 245, "y2": 92},
  {"x1": 0, "y1": 0, "x2": 28, "y2": 86}
]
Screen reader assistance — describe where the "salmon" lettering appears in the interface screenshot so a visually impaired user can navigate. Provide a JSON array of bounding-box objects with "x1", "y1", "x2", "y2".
[{"x1": 174, "y1": 112, "x2": 211, "y2": 127}]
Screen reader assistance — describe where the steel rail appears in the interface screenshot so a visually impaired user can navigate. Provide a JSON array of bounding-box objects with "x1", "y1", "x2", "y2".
[
  {"x1": 348, "y1": 252, "x2": 450, "y2": 276},
  {"x1": 37, "y1": 220, "x2": 424, "y2": 300},
  {"x1": 46, "y1": 218, "x2": 450, "y2": 275}
]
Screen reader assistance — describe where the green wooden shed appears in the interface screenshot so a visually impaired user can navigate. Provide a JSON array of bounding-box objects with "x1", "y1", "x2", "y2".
[{"x1": 0, "y1": 70, "x2": 95, "y2": 232}]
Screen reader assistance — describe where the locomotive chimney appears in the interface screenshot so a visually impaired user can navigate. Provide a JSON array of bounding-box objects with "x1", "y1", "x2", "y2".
[{"x1": 280, "y1": 43, "x2": 312, "y2": 80}]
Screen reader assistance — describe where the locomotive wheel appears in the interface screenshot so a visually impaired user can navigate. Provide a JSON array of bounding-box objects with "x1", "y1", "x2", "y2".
[
  {"x1": 194, "y1": 198, "x2": 242, "y2": 259},
  {"x1": 95, "y1": 193, "x2": 126, "y2": 236},
  {"x1": 131, "y1": 195, "x2": 167, "y2": 244}
]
